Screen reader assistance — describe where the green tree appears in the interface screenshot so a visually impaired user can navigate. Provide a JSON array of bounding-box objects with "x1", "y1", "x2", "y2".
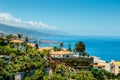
[
  {"x1": 0, "y1": 38, "x2": 7, "y2": 46},
  {"x1": 6, "y1": 34, "x2": 16, "y2": 40},
  {"x1": 75, "y1": 41, "x2": 86, "y2": 57},
  {"x1": 75, "y1": 71, "x2": 96, "y2": 80},
  {"x1": 17, "y1": 34, "x2": 23, "y2": 40},
  {"x1": 60, "y1": 42, "x2": 64, "y2": 49},
  {"x1": 24, "y1": 37, "x2": 29, "y2": 43},
  {"x1": 35, "y1": 43, "x2": 39, "y2": 49},
  {"x1": 92, "y1": 68, "x2": 106, "y2": 80},
  {"x1": 24, "y1": 76, "x2": 31, "y2": 80},
  {"x1": 67, "y1": 43, "x2": 72, "y2": 52},
  {"x1": 53, "y1": 46, "x2": 57, "y2": 51},
  {"x1": 31, "y1": 69, "x2": 44, "y2": 80}
]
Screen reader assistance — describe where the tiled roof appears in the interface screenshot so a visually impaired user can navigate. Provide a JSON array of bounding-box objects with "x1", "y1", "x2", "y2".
[
  {"x1": 38, "y1": 47, "x2": 53, "y2": 51},
  {"x1": 113, "y1": 61, "x2": 120, "y2": 65},
  {"x1": 27, "y1": 43, "x2": 35, "y2": 47},
  {"x1": 10, "y1": 40, "x2": 23, "y2": 43},
  {"x1": 94, "y1": 63, "x2": 105, "y2": 67},
  {"x1": 50, "y1": 51, "x2": 75, "y2": 55}
]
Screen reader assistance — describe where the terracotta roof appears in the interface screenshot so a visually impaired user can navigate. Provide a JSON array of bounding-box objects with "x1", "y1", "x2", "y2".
[
  {"x1": 50, "y1": 51, "x2": 75, "y2": 55},
  {"x1": 10, "y1": 40, "x2": 23, "y2": 43},
  {"x1": 38, "y1": 47, "x2": 53, "y2": 51},
  {"x1": 113, "y1": 61, "x2": 120, "y2": 66},
  {"x1": 94, "y1": 63, "x2": 105, "y2": 67},
  {"x1": 61, "y1": 48, "x2": 67, "y2": 51},
  {"x1": 27, "y1": 43, "x2": 35, "y2": 47}
]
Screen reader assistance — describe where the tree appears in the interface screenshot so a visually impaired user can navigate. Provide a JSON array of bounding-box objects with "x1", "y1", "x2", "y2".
[
  {"x1": 0, "y1": 38, "x2": 7, "y2": 46},
  {"x1": 31, "y1": 69, "x2": 44, "y2": 80},
  {"x1": 75, "y1": 41, "x2": 85, "y2": 57},
  {"x1": 91, "y1": 68, "x2": 106, "y2": 80},
  {"x1": 24, "y1": 76, "x2": 31, "y2": 80},
  {"x1": 35, "y1": 43, "x2": 39, "y2": 49},
  {"x1": 75, "y1": 71, "x2": 96, "y2": 80},
  {"x1": 6, "y1": 34, "x2": 16, "y2": 40},
  {"x1": 60, "y1": 42, "x2": 64, "y2": 49},
  {"x1": 17, "y1": 34, "x2": 23, "y2": 40},
  {"x1": 53, "y1": 46, "x2": 57, "y2": 51},
  {"x1": 24, "y1": 37, "x2": 29, "y2": 43},
  {"x1": 67, "y1": 43, "x2": 72, "y2": 52}
]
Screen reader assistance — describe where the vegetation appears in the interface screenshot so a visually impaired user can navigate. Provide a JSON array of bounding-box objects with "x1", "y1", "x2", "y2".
[
  {"x1": 0, "y1": 33, "x2": 119, "y2": 80},
  {"x1": 17, "y1": 34, "x2": 23, "y2": 40},
  {"x1": 53, "y1": 46, "x2": 62, "y2": 51},
  {"x1": 75, "y1": 41, "x2": 88, "y2": 57},
  {"x1": 67, "y1": 43, "x2": 72, "y2": 52},
  {"x1": 59, "y1": 42, "x2": 64, "y2": 49}
]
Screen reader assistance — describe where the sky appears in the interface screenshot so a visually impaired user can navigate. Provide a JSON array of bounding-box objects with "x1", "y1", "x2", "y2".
[{"x1": 0, "y1": 0, "x2": 120, "y2": 36}]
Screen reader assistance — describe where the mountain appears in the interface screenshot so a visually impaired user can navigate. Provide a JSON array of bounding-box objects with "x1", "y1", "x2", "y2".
[{"x1": 0, "y1": 23, "x2": 69, "y2": 38}]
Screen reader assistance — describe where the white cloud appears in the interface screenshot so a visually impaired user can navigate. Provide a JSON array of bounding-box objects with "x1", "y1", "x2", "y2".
[{"x1": 0, "y1": 13, "x2": 56, "y2": 29}]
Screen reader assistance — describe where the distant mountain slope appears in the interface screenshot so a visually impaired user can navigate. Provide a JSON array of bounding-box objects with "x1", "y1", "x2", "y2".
[{"x1": 0, "y1": 23, "x2": 69, "y2": 38}]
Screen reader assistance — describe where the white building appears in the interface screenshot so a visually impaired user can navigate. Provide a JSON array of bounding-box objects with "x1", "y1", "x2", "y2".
[
  {"x1": 93, "y1": 56, "x2": 106, "y2": 63},
  {"x1": 111, "y1": 60, "x2": 120, "y2": 75}
]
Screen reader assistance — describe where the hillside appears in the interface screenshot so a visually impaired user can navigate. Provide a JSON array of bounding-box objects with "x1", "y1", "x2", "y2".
[{"x1": 0, "y1": 23, "x2": 69, "y2": 38}]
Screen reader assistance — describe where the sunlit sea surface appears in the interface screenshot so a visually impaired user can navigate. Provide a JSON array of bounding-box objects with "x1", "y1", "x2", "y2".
[{"x1": 37, "y1": 36, "x2": 120, "y2": 62}]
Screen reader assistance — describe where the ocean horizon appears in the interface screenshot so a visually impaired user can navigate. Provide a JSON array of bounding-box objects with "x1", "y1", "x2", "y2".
[{"x1": 38, "y1": 36, "x2": 120, "y2": 62}]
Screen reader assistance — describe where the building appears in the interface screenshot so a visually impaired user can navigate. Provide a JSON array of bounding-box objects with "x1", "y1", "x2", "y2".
[
  {"x1": 27, "y1": 43, "x2": 36, "y2": 48},
  {"x1": 38, "y1": 47, "x2": 53, "y2": 52},
  {"x1": 49, "y1": 50, "x2": 93, "y2": 70},
  {"x1": 94, "y1": 62, "x2": 112, "y2": 72},
  {"x1": 10, "y1": 39, "x2": 23, "y2": 43},
  {"x1": 93, "y1": 56, "x2": 113, "y2": 72},
  {"x1": 111, "y1": 60, "x2": 120, "y2": 75},
  {"x1": 49, "y1": 51, "x2": 75, "y2": 58},
  {"x1": 93, "y1": 56, "x2": 106, "y2": 63}
]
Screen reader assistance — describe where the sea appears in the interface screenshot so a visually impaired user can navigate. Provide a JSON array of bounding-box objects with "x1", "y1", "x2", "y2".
[{"x1": 37, "y1": 36, "x2": 120, "y2": 62}]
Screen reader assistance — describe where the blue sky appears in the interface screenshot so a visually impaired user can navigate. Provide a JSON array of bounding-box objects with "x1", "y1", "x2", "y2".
[{"x1": 0, "y1": 0, "x2": 120, "y2": 36}]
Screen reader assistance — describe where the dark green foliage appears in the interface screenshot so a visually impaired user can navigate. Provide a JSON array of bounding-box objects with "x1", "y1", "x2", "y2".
[
  {"x1": 59, "y1": 42, "x2": 64, "y2": 48},
  {"x1": 75, "y1": 41, "x2": 86, "y2": 57},
  {"x1": 0, "y1": 38, "x2": 8, "y2": 46},
  {"x1": 53, "y1": 46, "x2": 61, "y2": 51},
  {"x1": 91, "y1": 68, "x2": 115, "y2": 80},
  {"x1": 6, "y1": 34, "x2": 16, "y2": 40},
  {"x1": 35, "y1": 43, "x2": 39, "y2": 49},
  {"x1": 92, "y1": 68, "x2": 105, "y2": 80},
  {"x1": 0, "y1": 46, "x2": 18, "y2": 55},
  {"x1": 24, "y1": 36, "x2": 29, "y2": 43},
  {"x1": 67, "y1": 43, "x2": 72, "y2": 52}
]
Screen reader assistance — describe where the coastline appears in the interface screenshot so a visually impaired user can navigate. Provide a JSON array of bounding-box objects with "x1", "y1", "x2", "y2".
[{"x1": 38, "y1": 36, "x2": 120, "y2": 61}]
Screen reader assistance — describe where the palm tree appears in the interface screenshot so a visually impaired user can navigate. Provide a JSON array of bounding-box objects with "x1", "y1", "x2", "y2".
[
  {"x1": 35, "y1": 43, "x2": 39, "y2": 49},
  {"x1": 24, "y1": 36, "x2": 29, "y2": 43},
  {"x1": 6, "y1": 34, "x2": 15, "y2": 40},
  {"x1": 75, "y1": 41, "x2": 85, "y2": 57},
  {"x1": 17, "y1": 34, "x2": 23, "y2": 40},
  {"x1": 60, "y1": 42, "x2": 64, "y2": 49},
  {"x1": 67, "y1": 43, "x2": 72, "y2": 52},
  {"x1": 53, "y1": 46, "x2": 57, "y2": 51}
]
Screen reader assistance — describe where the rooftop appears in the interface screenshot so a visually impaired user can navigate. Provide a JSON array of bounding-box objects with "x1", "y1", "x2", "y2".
[
  {"x1": 94, "y1": 63, "x2": 106, "y2": 67},
  {"x1": 38, "y1": 47, "x2": 53, "y2": 51},
  {"x1": 27, "y1": 43, "x2": 35, "y2": 47},
  {"x1": 50, "y1": 51, "x2": 75, "y2": 55},
  {"x1": 10, "y1": 39, "x2": 23, "y2": 43},
  {"x1": 113, "y1": 61, "x2": 120, "y2": 66}
]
